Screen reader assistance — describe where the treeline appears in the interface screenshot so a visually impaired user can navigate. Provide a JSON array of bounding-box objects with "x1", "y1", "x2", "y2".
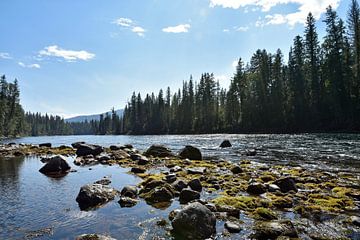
[
  {"x1": 0, "y1": 75, "x2": 72, "y2": 137},
  {"x1": 121, "y1": 4, "x2": 360, "y2": 134}
]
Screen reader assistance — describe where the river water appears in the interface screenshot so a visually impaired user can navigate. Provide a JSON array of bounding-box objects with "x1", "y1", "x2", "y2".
[{"x1": 0, "y1": 134, "x2": 360, "y2": 239}]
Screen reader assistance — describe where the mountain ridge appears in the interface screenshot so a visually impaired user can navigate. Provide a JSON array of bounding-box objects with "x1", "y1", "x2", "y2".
[{"x1": 65, "y1": 109, "x2": 124, "y2": 123}]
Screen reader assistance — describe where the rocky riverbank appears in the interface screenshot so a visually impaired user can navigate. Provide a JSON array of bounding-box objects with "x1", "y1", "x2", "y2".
[{"x1": 1, "y1": 141, "x2": 359, "y2": 239}]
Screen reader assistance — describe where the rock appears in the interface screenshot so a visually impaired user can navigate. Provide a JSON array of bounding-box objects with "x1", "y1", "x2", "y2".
[
  {"x1": 120, "y1": 186, "x2": 138, "y2": 198},
  {"x1": 118, "y1": 197, "x2": 139, "y2": 208},
  {"x1": 131, "y1": 167, "x2": 146, "y2": 174},
  {"x1": 97, "y1": 153, "x2": 111, "y2": 162},
  {"x1": 188, "y1": 179, "x2": 202, "y2": 192},
  {"x1": 76, "y1": 184, "x2": 117, "y2": 210},
  {"x1": 141, "y1": 185, "x2": 174, "y2": 203},
  {"x1": 39, "y1": 155, "x2": 71, "y2": 175},
  {"x1": 268, "y1": 184, "x2": 281, "y2": 192},
  {"x1": 13, "y1": 151, "x2": 24, "y2": 156},
  {"x1": 351, "y1": 216, "x2": 360, "y2": 227},
  {"x1": 252, "y1": 220, "x2": 298, "y2": 239},
  {"x1": 39, "y1": 143, "x2": 51, "y2": 148},
  {"x1": 224, "y1": 221, "x2": 242, "y2": 233},
  {"x1": 247, "y1": 183, "x2": 267, "y2": 195},
  {"x1": 76, "y1": 234, "x2": 116, "y2": 240},
  {"x1": 165, "y1": 174, "x2": 177, "y2": 183},
  {"x1": 231, "y1": 165, "x2": 243, "y2": 174},
  {"x1": 109, "y1": 145, "x2": 121, "y2": 151},
  {"x1": 137, "y1": 156, "x2": 150, "y2": 165},
  {"x1": 216, "y1": 205, "x2": 240, "y2": 218},
  {"x1": 144, "y1": 145, "x2": 174, "y2": 157},
  {"x1": 179, "y1": 145, "x2": 202, "y2": 160},
  {"x1": 111, "y1": 149, "x2": 130, "y2": 160},
  {"x1": 187, "y1": 167, "x2": 206, "y2": 175},
  {"x1": 94, "y1": 179, "x2": 112, "y2": 185},
  {"x1": 220, "y1": 140, "x2": 232, "y2": 148},
  {"x1": 274, "y1": 177, "x2": 297, "y2": 193},
  {"x1": 179, "y1": 188, "x2": 200, "y2": 204},
  {"x1": 246, "y1": 149, "x2": 257, "y2": 156},
  {"x1": 172, "y1": 180, "x2": 188, "y2": 192},
  {"x1": 171, "y1": 202, "x2": 216, "y2": 239},
  {"x1": 76, "y1": 144, "x2": 104, "y2": 157},
  {"x1": 170, "y1": 165, "x2": 182, "y2": 173},
  {"x1": 71, "y1": 141, "x2": 86, "y2": 149},
  {"x1": 130, "y1": 153, "x2": 143, "y2": 161}
]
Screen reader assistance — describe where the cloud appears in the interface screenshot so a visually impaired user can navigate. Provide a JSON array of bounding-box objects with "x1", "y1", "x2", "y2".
[
  {"x1": 0, "y1": 52, "x2": 12, "y2": 59},
  {"x1": 113, "y1": 17, "x2": 146, "y2": 37},
  {"x1": 113, "y1": 18, "x2": 133, "y2": 27},
  {"x1": 162, "y1": 24, "x2": 191, "y2": 33},
  {"x1": 209, "y1": 0, "x2": 340, "y2": 26},
  {"x1": 18, "y1": 62, "x2": 41, "y2": 69},
  {"x1": 132, "y1": 26, "x2": 146, "y2": 37},
  {"x1": 39, "y1": 45, "x2": 95, "y2": 61},
  {"x1": 235, "y1": 26, "x2": 249, "y2": 32}
]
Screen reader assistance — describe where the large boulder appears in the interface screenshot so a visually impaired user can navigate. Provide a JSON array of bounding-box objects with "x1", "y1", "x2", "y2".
[
  {"x1": 252, "y1": 220, "x2": 298, "y2": 239},
  {"x1": 76, "y1": 184, "x2": 117, "y2": 210},
  {"x1": 220, "y1": 140, "x2": 232, "y2": 148},
  {"x1": 179, "y1": 146, "x2": 202, "y2": 160},
  {"x1": 120, "y1": 186, "x2": 138, "y2": 198},
  {"x1": 188, "y1": 179, "x2": 202, "y2": 192},
  {"x1": 39, "y1": 155, "x2": 71, "y2": 175},
  {"x1": 76, "y1": 144, "x2": 104, "y2": 157},
  {"x1": 274, "y1": 177, "x2": 298, "y2": 193},
  {"x1": 144, "y1": 145, "x2": 174, "y2": 157},
  {"x1": 171, "y1": 202, "x2": 216, "y2": 239}
]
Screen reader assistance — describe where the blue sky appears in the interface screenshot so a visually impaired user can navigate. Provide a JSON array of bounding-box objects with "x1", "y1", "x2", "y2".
[{"x1": 0, "y1": 0, "x2": 352, "y2": 118}]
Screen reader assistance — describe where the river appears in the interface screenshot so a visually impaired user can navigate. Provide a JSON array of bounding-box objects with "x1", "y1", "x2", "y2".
[{"x1": 0, "y1": 134, "x2": 359, "y2": 239}]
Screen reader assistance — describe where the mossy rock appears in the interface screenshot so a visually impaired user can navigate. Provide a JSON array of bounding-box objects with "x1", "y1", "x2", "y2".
[{"x1": 252, "y1": 207, "x2": 278, "y2": 220}]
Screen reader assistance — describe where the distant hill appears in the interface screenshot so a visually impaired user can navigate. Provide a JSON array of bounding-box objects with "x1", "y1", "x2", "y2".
[{"x1": 65, "y1": 109, "x2": 124, "y2": 123}]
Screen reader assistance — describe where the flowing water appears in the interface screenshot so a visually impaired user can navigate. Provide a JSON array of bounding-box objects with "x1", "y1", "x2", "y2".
[{"x1": 0, "y1": 134, "x2": 360, "y2": 239}]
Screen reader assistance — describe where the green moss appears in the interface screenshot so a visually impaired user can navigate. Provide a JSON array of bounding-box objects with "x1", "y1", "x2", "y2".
[
  {"x1": 252, "y1": 207, "x2": 278, "y2": 220},
  {"x1": 212, "y1": 195, "x2": 259, "y2": 211}
]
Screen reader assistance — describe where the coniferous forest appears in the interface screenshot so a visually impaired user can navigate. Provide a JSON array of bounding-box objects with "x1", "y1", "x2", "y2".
[
  {"x1": 2, "y1": 4, "x2": 360, "y2": 136},
  {"x1": 122, "y1": 5, "x2": 360, "y2": 134}
]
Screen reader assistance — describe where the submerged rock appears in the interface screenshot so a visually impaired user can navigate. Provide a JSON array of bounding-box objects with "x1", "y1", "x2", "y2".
[
  {"x1": 39, "y1": 155, "x2": 71, "y2": 176},
  {"x1": 224, "y1": 221, "x2": 242, "y2": 233},
  {"x1": 118, "y1": 197, "x2": 139, "y2": 208},
  {"x1": 94, "y1": 179, "x2": 111, "y2": 185},
  {"x1": 76, "y1": 144, "x2": 104, "y2": 157},
  {"x1": 245, "y1": 149, "x2": 257, "y2": 156},
  {"x1": 76, "y1": 234, "x2": 116, "y2": 240},
  {"x1": 220, "y1": 140, "x2": 232, "y2": 148},
  {"x1": 76, "y1": 184, "x2": 117, "y2": 210},
  {"x1": 144, "y1": 145, "x2": 174, "y2": 157},
  {"x1": 131, "y1": 167, "x2": 146, "y2": 174},
  {"x1": 171, "y1": 202, "x2": 216, "y2": 239},
  {"x1": 252, "y1": 220, "x2": 298, "y2": 239},
  {"x1": 179, "y1": 145, "x2": 202, "y2": 160}
]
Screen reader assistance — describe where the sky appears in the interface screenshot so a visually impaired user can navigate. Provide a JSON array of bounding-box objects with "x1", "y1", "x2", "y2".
[{"x1": 0, "y1": 0, "x2": 353, "y2": 118}]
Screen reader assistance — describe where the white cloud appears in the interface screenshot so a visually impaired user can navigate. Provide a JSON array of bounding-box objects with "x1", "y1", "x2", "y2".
[
  {"x1": 162, "y1": 24, "x2": 191, "y2": 33},
  {"x1": 223, "y1": 29, "x2": 230, "y2": 32},
  {"x1": 0, "y1": 52, "x2": 12, "y2": 59},
  {"x1": 132, "y1": 26, "x2": 146, "y2": 37},
  {"x1": 113, "y1": 18, "x2": 133, "y2": 27},
  {"x1": 113, "y1": 17, "x2": 146, "y2": 37},
  {"x1": 210, "y1": 0, "x2": 340, "y2": 26},
  {"x1": 18, "y1": 62, "x2": 41, "y2": 69},
  {"x1": 39, "y1": 45, "x2": 95, "y2": 61},
  {"x1": 232, "y1": 60, "x2": 238, "y2": 69},
  {"x1": 235, "y1": 26, "x2": 249, "y2": 32}
]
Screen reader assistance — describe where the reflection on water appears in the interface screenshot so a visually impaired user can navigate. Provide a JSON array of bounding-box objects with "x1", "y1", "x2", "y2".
[{"x1": 0, "y1": 156, "x2": 179, "y2": 239}]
